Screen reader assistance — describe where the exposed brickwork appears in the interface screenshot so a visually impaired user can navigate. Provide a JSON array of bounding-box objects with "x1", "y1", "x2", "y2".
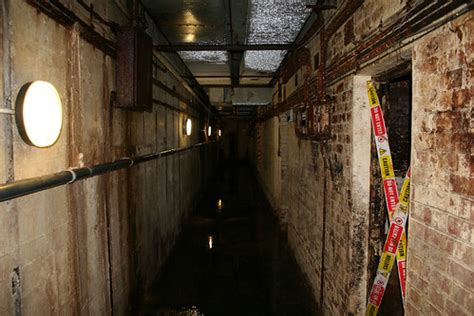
[
  {"x1": 322, "y1": 77, "x2": 356, "y2": 314},
  {"x1": 255, "y1": 3, "x2": 473, "y2": 316},
  {"x1": 286, "y1": 133, "x2": 325, "y2": 306},
  {"x1": 256, "y1": 75, "x2": 359, "y2": 314},
  {"x1": 279, "y1": 114, "x2": 290, "y2": 224},
  {"x1": 408, "y1": 11, "x2": 473, "y2": 316}
]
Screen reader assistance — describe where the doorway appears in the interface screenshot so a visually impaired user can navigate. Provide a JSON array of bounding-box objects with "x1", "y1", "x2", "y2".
[{"x1": 368, "y1": 63, "x2": 412, "y2": 315}]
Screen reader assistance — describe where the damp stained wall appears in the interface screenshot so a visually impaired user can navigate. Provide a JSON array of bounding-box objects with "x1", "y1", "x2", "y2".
[
  {"x1": 255, "y1": 116, "x2": 282, "y2": 213},
  {"x1": 0, "y1": 0, "x2": 216, "y2": 314},
  {"x1": 254, "y1": 2, "x2": 472, "y2": 316},
  {"x1": 407, "y1": 13, "x2": 473, "y2": 316}
]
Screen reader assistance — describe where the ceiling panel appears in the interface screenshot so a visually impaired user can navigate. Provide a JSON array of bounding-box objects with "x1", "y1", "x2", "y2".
[
  {"x1": 178, "y1": 51, "x2": 228, "y2": 64},
  {"x1": 244, "y1": 50, "x2": 286, "y2": 73},
  {"x1": 185, "y1": 63, "x2": 230, "y2": 79},
  {"x1": 143, "y1": 0, "x2": 228, "y2": 44},
  {"x1": 143, "y1": 0, "x2": 315, "y2": 92},
  {"x1": 247, "y1": 0, "x2": 312, "y2": 44}
]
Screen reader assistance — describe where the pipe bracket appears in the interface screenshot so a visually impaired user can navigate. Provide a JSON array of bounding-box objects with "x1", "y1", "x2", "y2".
[{"x1": 66, "y1": 169, "x2": 78, "y2": 184}]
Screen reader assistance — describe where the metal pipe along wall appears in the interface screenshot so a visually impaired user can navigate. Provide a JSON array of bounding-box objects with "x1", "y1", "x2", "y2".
[{"x1": 0, "y1": 141, "x2": 216, "y2": 202}]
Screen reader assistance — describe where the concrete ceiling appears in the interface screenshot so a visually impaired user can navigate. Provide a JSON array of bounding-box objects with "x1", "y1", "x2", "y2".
[{"x1": 143, "y1": 0, "x2": 314, "y2": 116}]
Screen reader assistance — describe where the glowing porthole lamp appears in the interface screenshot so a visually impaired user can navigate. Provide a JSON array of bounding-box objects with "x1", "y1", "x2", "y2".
[
  {"x1": 16, "y1": 81, "x2": 63, "y2": 148},
  {"x1": 184, "y1": 118, "x2": 192, "y2": 136},
  {"x1": 207, "y1": 125, "x2": 212, "y2": 137}
]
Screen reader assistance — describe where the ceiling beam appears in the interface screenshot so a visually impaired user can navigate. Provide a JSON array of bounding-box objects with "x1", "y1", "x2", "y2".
[
  {"x1": 306, "y1": 4, "x2": 337, "y2": 14},
  {"x1": 226, "y1": 0, "x2": 242, "y2": 86},
  {"x1": 190, "y1": 75, "x2": 273, "y2": 78},
  {"x1": 142, "y1": 7, "x2": 214, "y2": 115},
  {"x1": 154, "y1": 44, "x2": 295, "y2": 52},
  {"x1": 230, "y1": 51, "x2": 243, "y2": 86},
  {"x1": 199, "y1": 84, "x2": 273, "y2": 88}
]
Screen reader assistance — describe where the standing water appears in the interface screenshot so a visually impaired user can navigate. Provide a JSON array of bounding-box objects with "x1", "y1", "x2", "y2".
[{"x1": 139, "y1": 163, "x2": 320, "y2": 315}]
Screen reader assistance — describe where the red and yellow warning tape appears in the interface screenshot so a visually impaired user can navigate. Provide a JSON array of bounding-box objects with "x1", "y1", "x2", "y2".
[{"x1": 366, "y1": 80, "x2": 410, "y2": 315}]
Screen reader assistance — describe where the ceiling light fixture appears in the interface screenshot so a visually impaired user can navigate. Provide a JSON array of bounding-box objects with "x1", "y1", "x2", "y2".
[
  {"x1": 184, "y1": 33, "x2": 195, "y2": 42},
  {"x1": 15, "y1": 81, "x2": 63, "y2": 148}
]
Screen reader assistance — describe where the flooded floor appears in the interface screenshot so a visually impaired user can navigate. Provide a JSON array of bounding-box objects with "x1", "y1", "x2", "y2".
[{"x1": 139, "y1": 163, "x2": 320, "y2": 315}]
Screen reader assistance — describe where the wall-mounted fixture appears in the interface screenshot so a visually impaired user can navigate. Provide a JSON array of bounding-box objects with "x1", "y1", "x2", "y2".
[
  {"x1": 207, "y1": 125, "x2": 212, "y2": 137},
  {"x1": 184, "y1": 118, "x2": 192, "y2": 136},
  {"x1": 16, "y1": 81, "x2": 63, "y2": 148},
  {"x1": 218, "y1": 129, "x2": 222, "y2": 137},
  {"x1": 115, "y1": 26, "x2": 152, "y2": 111}
]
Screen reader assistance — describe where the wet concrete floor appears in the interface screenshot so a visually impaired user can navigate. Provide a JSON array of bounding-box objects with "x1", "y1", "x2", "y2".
[{"x1": 140, "y1": 163, "x2": 320, "y2": 315}]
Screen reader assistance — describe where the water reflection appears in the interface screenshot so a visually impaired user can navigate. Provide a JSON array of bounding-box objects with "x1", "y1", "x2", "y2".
[
  {"x1": 217, "y1": 199, "x2": 224, "y2": 211},
  {"x1": 140, "y1": 163, "x2": 320, "y2": 315},
  {"x1": 208, "y1": 235, "x2": 214, "y2": 250}
]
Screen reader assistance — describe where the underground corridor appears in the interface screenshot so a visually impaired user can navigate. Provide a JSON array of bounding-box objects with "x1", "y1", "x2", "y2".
[
  {"x1": 0, "y1": 1, "x2": 473, "y2": 315},
  {"x1": 139, "y1": 162, "x2": 319, "y2": 315}
]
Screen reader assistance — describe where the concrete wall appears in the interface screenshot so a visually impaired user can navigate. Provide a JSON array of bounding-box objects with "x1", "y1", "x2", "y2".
[
  {"x1": 0, "y1": 0, "x2": 216, "y2": 314},
  {"x1": 254, "y1": 2, "x2": 472, "y2": 315},
  {"x1": 255, "y1": 117, "x2": 282, "y2": 213}
]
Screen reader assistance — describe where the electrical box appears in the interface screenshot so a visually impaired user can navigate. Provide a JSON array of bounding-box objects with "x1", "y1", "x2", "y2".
[{"x1": 115, "y1": 26, "x2": 153, "y2": 111}]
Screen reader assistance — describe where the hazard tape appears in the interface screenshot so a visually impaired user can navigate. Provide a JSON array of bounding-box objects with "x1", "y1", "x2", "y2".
[
  {"x1": 366, "y1": 169, "x2": 410, "y2": 315},
  {"x1": 366, "y1": 80, "x2": 409, "y2": 313}
]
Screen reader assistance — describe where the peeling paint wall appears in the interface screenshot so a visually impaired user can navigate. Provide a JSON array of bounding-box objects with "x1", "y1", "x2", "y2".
[{"x1": 0, "y1": 0, "x2": 216, "y2": 314}]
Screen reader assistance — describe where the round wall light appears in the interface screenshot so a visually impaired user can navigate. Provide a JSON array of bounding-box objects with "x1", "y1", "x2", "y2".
[
  {"x1": 207, "y1": 125, "x2": 212, "y2": 137},
  {"x1": 184, "y1": 118, "x2": 192, "y2": 136},
  {"x1": 16, "y1": 81, "x2": 63, "y2": 148}
]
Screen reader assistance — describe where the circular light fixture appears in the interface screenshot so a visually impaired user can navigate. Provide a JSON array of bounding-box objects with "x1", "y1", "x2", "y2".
[
  {"x1": 184, "y1": 118, "x2": 192, "y2": 136},
  {"x1": 16, "y1": 81, "x2": 63, "y2": 148},
  {"x1": 207, "y1": 125, "x2": 212, "y2": 137}
]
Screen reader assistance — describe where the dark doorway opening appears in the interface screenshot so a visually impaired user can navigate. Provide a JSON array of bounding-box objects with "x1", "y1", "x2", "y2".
[{"x1": 368, "y1": 63, "x2": 412, "y2": 315}]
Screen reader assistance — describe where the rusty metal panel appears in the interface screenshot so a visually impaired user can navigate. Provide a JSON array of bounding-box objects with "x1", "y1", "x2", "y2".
[{"x1": 116, "y1": 26, "x2": 152, "y2": 111}]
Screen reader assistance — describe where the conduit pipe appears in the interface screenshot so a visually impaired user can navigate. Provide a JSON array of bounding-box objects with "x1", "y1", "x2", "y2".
[
  {"x1": 76, "y1": 0, "x2": 118, "y2": 31},
  {"x1": 308, "y1": 0, "x2": 364, "y2": 135},
  {"x1": 0, "y1": 141, "x2": 215, "y2": 202},
  {"x1": 26, "y1": 0, "x2": 116, "y2": 57}
]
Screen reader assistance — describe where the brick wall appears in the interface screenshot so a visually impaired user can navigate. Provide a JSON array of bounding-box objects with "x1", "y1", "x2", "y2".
[
  {"x1": 285, "y1": 131, "x2": 325, "y2": 307},
  {"x1": 407, "y1": 12, "x2": 473, "y2": 316},
  {"x1": 322, "y1": 76, "x2": 356, "y2": 314},
  {"x1": 256, "y1": 75, "x2": 370, "y2": 314},
  {"x1": 255, "y1": 2, "x2": 472, "y2": 316}
]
